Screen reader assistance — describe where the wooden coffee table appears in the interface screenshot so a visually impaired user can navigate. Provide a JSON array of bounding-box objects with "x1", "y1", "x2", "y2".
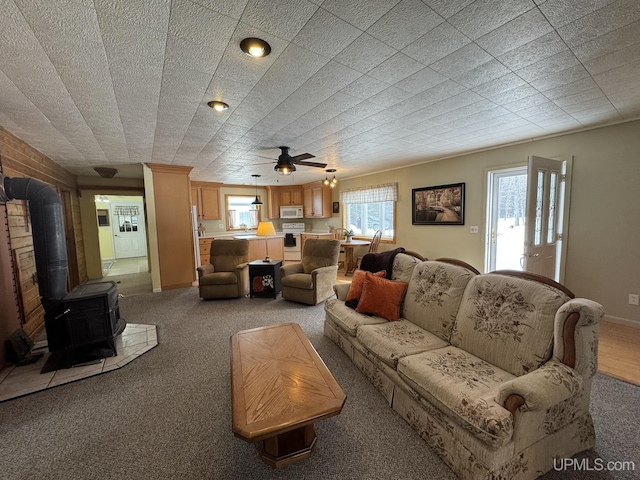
[{"x1": 231, "y1": 323, "x2": 346, "y2": 468}]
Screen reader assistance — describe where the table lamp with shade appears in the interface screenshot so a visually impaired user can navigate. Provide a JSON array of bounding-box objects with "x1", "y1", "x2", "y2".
[{"x1": 256, "y1": 221, "x2": 276, "y2": 262}]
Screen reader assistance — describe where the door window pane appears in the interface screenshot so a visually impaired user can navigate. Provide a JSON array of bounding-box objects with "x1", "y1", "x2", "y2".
[
  {"x1": 547, "y1": 172, "x2": 557, "y2": 244},
  {"x1": 534, "y1": 170, "x2": 545, "y2": 246}
]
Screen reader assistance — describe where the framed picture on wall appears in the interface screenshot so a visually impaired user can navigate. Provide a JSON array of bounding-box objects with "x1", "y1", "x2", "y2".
[
  {"x1": 412, "y1": 183, "x2": 465, "y2": 225},
  {"x1": 332, "y1": 202, "x2": 340, "y2": 214}
]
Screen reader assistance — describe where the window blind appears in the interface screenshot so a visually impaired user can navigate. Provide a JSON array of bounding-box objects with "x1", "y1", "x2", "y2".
[
  {"x1": 340, "y1": 183, "x2": 397, "y2": 204},
  {"x1": 113, "y1": 206, "x2": 139, "y2": 216}
]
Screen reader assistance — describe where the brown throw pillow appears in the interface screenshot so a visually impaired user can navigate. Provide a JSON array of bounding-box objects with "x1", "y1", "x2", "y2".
[
  {"x1": 356, "y1": 272, "x2": 408, "y2": 322},
  {"x1": 346, "y1": 269, "x2": 386, "y2": 304}
]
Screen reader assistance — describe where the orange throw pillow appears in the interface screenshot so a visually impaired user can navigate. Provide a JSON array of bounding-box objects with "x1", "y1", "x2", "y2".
[
  {"x1": 356, "y1": 272, "x2": 408, "y2": 322},
  {"x1": 346, "y1": 269, "x2": 386, "y2": 303}
]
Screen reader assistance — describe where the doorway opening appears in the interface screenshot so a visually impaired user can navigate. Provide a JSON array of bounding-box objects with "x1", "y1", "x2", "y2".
[
  {"x1": 95, "y1": 195, "x2": 149, "y2": 277},
  {"x1": 485, "y1": 157, "x2": 570, "y2": 282},
  {"x1": 485, "y1": 167, "x2": 528, "y2": 272}
]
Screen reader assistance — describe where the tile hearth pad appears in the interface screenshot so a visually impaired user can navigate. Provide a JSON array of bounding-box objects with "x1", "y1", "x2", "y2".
[{"x1": 0, "y1": 323, "x2": 157, "y2": 402}]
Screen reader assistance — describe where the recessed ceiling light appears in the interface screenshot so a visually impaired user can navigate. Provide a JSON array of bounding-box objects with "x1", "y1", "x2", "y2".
[
  {"x1": 207, "y1": 101, "x2": 229, "y2": 112},
  {"x1": 240, "y1": 38, "x2": 271, "y2": 58}
]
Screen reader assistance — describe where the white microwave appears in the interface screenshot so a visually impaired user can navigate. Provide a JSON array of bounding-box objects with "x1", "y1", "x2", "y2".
[{"x1": 280, "y1": 206, "x2": 303, "y2": 219}]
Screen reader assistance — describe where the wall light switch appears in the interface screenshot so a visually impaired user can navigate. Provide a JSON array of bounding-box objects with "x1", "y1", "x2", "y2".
[
  {"x1": 629, "y1": 294, "x2": 639, "y2": 305},
  {"x1": 470, "y1": 226, "x2": 479, "y2": 234}
]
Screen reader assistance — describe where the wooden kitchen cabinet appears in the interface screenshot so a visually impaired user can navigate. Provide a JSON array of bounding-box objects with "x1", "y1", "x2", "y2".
[
  {"x1": 281, "y1": 187, "x2": 303, "y2": 206},
  {"x1": 248, "y1": 237, "x2": 285, "y2": 262},
  {"x1": 266, "y1": 186, "x2": 304, "y2": 218},
  {"x1": 198, "y1": 237, "x2": 213, "y2": 265},
  {"x1": 191, "y1": 182, "x2": 221, "y2": 220},
  {"x1": 303, "y1": 181, "x2": 332, "y2": 218}
]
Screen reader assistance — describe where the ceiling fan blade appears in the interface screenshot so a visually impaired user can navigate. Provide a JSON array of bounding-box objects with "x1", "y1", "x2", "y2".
[
  {"x1": 295, "y1": 160, "x2": 327, "y2": 168},
  {"x1": 290, "y1": 153, "x2": 315, "y2": 162}
]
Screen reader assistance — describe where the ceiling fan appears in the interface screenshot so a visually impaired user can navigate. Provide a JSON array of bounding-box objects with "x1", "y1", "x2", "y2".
[{"x1": 260, "y1": 146, "x2": 327, "y2": 176}]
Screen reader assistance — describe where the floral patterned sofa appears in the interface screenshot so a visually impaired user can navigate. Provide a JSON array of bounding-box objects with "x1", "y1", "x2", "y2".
[{"x1": 324, "y1": 254, "x2": 604, "y2": 480}]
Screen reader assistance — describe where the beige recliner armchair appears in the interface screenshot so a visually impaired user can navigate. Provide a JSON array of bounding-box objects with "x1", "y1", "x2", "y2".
[
  {"x1": 197, "y1": 239, "x2": 249, "y2": 299},
  {"x1": 280, "y1": 238, "x2": 341, "y2": 305}
]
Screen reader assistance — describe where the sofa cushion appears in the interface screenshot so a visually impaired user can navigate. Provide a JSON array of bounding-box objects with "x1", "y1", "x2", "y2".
[
  {"x1": 357, "y1": 320, "x2": 448, "y2": 368},
  {"x1": 398, "y1": 346, "x2": 516, "y2": 448},
  {"x1": 356, "y1": 273, "x2": 408, "y2": 321},
  {"x1": 280, "y1": 273, "x2": 313, "y2": 290},
  {"x1": 402, "y1": 261, "x2": 476, "y2": 342},
  {"x1": 346, "y1": 269, "x2": 386, "y2": 305},
  {"x1": 199, "y1": 271, "x2": 238, "y2": 285},
  {"x1": 390, "y1": 253, "x2": 422, "y2": 284},
  {"x1": 324, "y1": 299, "x2": 387, "y2": 336},
  {"x1": 451, "y1": 274, "x2": 570, "y2": 376}
]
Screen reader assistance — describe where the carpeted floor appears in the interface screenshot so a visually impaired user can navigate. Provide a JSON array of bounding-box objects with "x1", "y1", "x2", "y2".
[{"x1": 0, "y1": 286, "x2": 637, "y2": 480}]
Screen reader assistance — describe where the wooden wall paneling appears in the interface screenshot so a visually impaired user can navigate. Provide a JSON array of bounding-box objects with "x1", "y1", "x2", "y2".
[
  {"x1": 148, "y1": 164, "x2": 195, "y2": 290},
  {"x1": 61, "y1": 190, "x2": 80, "y2": 290},
  {"x1": 12, "y1": 246, "x2": 45, "y2": 336}
]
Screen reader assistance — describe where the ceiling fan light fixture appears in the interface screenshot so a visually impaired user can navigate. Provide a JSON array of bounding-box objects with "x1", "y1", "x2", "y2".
[
  {"x1": 207, "y1": 100, "x2": 229, "y2": 112},
  {"x1": 240, "y1": 38, "x2": 271, "y2": 58},
  {"x1": 251, "y1": 174, "x2": 263, "y2": 205},
  {"x1": 275, "y1": 163, "x2": 295, "y2": 176}
]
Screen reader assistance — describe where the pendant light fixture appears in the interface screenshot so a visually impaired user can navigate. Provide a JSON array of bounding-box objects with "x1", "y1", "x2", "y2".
[
  {"x1": 324, "y1": 169, "x2": 337, "y2": 188},
  {"x1": 251, "y1": 174, "x2": 263, "y2": 205}
]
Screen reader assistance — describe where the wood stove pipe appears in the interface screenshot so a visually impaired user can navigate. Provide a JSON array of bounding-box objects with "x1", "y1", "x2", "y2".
[{"x1": 0, "y1": 174, "x2": 68, "y2": 312}]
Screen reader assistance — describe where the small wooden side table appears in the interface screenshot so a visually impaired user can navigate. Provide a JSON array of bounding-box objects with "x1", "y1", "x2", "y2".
[{"x1": 248, "y1": 260, "x2": 283, "y2": 299}]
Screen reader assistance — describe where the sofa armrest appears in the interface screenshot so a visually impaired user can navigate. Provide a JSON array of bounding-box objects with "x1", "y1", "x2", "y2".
[
  {"x1": 333, "y1": 283, "x2": 351, "y2": 301},
  {"x1": 197, "y1": 264, "x2": 214, "y2": 278},
  {"x1": 235, "y1": 262, "x2": 248, "y2": 271},
  {"x1": 552, "y1": 298, "x2": 604, "y2": 378},
  {"x1": 280, "y1": 262, "x2": 304, "y2": 277},
  {"x1": 496, "y1": 360, "x2": 583, "y2": 414},
  {"x1": 311, "y1": 264, "x2": 338, "y2": 279}
]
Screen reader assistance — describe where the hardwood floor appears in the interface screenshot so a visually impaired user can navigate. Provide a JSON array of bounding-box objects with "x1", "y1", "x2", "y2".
[
  {"x1": 597, "y1": 321, "x2": 640, "y2": 386},
  {"x1": 336, "y1": 270, "x2": 640, "y2": 386}
]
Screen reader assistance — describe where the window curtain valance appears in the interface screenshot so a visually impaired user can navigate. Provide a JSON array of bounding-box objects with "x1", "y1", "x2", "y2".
[{"x1": 340, "y1": 183, "x2": 398, "y2": 204}]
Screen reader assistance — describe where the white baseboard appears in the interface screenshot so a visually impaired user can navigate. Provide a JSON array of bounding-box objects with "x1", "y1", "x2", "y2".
[
  {"x1": 153, "y1": 288, "x2": 162, "y2": 294},
  {"x1": 603, "y1": 314, "x2": 640, "y2": 328}
]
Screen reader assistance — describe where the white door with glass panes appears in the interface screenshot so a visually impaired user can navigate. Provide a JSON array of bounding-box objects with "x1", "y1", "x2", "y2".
[
  {"x1": 524, "y1": 156, "x2": 565, "y2": 279},
  {"x1": 111, "y1": 202, "x2": 147, "y2": 259}
]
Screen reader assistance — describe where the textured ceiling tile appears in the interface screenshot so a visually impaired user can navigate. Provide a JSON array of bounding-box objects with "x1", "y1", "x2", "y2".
[
  {"x1": 430, "y1": 43, "x2": 493, "y2": 78},
  {"x1": 584, "y1": 42, "x2": 640, "y2": 75},
  {"x1": 529, "y1": 64, "x2": 591, "y2": 92},
  {"x1": 476, "y1": 8, "x2": 553, "y2": 57},
  {"x1": 94, "y1": 0, "x2": 171, "y2": 29},
  {"x1": 333, "y1": 33, "x2": 396, "y2": 73},
  {"x1": 557, "y1": 0, "x2": 640, "y2": 47},
  {"x1": 321, "y1": 0, "x2": 401, "y2": 30},
  {"x1": 339, "y1": 75, "x2": 390, "y2": 99},
  {"x1": 561, "y1": 95, "x2": 613, "y2": 114},
  {"x1": 516, "y1": 50, "x2": 580, "y2": 82},
  {"x1": 473, "y1": 73, "x2": 526, "y2": 99},
  {"x1": 539, "y1": 0, "x2": 618, "y2": 28},
  {"x1": 168, "y1": 0, "x2": 237, "y2": 47},
  {"x1": 542, "y1": 77, "x2": 598, "y2": 101},
  {"x1": 456, "y1": 59, "x2": 510, "y2": 88},
  {"x1": 394, "y1": 67, "x2": 447, "y2": 94},
  {"x1": 402, "y1": 22, "x2": 471, "y2": 65},
  {"x1": 498, "y1": 31, "x2": 567, "y2": 70},
  {"x1": 292, "y1": 7, "x2": 362, "y2": 57},
  {"x1": 366, "y1": 0, "x2": 443, "y2": 50},
  {"x1": 573, "y1": 20, "x2": 640, "y2": 62},
  {"x1": 421, "y1": 0, "x2": 475, "y2": 19},
  {"x1": 448, "y1": 0, "x2": 533, "y2": 40},
  {"x1": 241, "y1": 0, "x2": 319, "y2": 40},
  {"x1": 552, "y1": 87, "x2": 605, "y2": 108},
  {"x1": 367, "y1": 52, "x2": 425, "y2": 84},
  {"x1": 189, "y1": 0, "x2": 250, "y2": 19},
  {"x1": 367, "y1": 85, "x2": 414, "y2": 107}
]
